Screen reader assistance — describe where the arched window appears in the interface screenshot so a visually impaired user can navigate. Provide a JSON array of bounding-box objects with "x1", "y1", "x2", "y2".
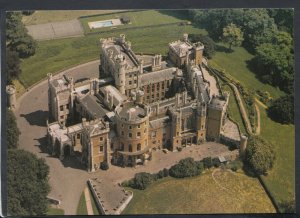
[
  {"x1": 128, "y1": 144, "x2": 132, "y2": 152},
  {"x1": 121, "y1": 143, "x2": 124, "y2": 150},
  {"x1": 137, "y1": 143, "x2": 141, "y2": 151}
]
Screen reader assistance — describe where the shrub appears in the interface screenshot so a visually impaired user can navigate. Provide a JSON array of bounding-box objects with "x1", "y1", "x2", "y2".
[
  {"x1": 203, "y1": 157, "x2": 213, "y2": 169},
  {"x1": 132, "y1": 172, "x2": 154, "y2": 190},
  {"x1": 212, "y1": 158, "x2": 221, "y2": 167},
  {"x1": 163, "y1": 168, "x2": 169, "y2": 177},
  {"x1": 100, "y1": 162, "x2": 109, "y2": 170},
  {"x1": 195, "y1": 161, "x2": 204, "y2": 172},
  {"x1": 157, "y1": 170, "x2": 164, "y2": 179},
  {"x1": 268, "y1": 95, "x2": 294, "y2": 124},
  {"x1": 169, "y1": 157, "x2": 200, "y2": 178}
]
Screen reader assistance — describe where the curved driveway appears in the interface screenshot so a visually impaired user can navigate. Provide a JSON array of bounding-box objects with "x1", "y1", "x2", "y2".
[{"x1": 15, "y1": 60, "x2": 100, "y2": 214}]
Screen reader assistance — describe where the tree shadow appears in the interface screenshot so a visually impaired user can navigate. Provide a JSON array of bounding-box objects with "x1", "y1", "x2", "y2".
[
  {"x1": 20, "y1": 110, "x2": 49, "y2": 127},
  {"x1": 215, "y1": 44, "x2": 232, "y2": 53},
  {"x1": 157, "y1": 10, "x2": 190, "y2": 21}
]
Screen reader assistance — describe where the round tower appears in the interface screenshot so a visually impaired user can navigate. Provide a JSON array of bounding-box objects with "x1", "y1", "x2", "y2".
[
  {"x1": 239, "y1": 135, "x2": 248, "y2": 158},
  {"x1": 6, "y1": 85, "x2": 17, "y2": 109}
]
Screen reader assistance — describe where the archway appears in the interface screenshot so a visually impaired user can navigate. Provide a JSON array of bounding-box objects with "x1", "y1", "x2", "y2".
[{"x1": 63, "y1": 145, "x2": 71, "y2": 157}]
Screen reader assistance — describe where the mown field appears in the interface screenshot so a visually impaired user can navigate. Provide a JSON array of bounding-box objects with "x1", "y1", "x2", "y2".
[
  {"x1": 22, "y1": 10, "x2": 124, "y2": 25},
  {"x1": 20, "y1": 22, "x2": 206, "y2": 88},
  {"x1": 123, "y1": 169, "x2": 275, "y2": 214},
  {"x1": 76, "y1": 188, "x2": 99, "y2": 215},
  {"x1": 47, "y1": 207, "x2": 64, "y2": 215},
  {"x1": 79, "y1": 10, "x2": 189, "y2": 34}
]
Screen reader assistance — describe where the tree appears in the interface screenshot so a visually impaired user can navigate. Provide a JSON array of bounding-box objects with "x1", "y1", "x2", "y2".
[
  {"x1": 244, "y1": 136, "x2": 276, "y2": 175},
  {"x1": 7, "y1": 150, "x2": 50, "y2": 216},
  {"x1": 6, "y1": 48, "x2": 22, "y2": 83},
  {"x1": 169, "y1": 157, "x2": 200, "y2": 178},
  {"x1": 222, "y1": 23, "x2": 244, "y2": 50},
  {"x1": 268, "y1": 9, "x2": 293, "y2": 34},
  {"x1": 6, "y1": 108, "x2": 20, "y2": 149},
  {"x1": 189, "y1": 34, "x2": 216, "y2": 59},
  {"x1": 268, "y1": 95, "x2": 294, "y2": 124},
  {"x1": 22, "y1": 11, "x2": 35, "y2": 16},
  {"x1": 100, "y1": 161, "x2": 109, "y2": 170},
  {"x1": 132, "y1": 172, "x2": 154, "y2": 190},
  {"x1": 279, "y1": 199, "x2": 295, "y2": 213},
  {"x1": 6, "y1": 11, "x2": 37, "y2": 58}
]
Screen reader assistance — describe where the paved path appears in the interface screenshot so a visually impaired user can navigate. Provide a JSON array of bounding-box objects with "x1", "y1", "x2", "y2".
[
  {"x1": 84, "y1": 187, "x2": 94, "y2": 215},
  {"x1": 254, "y1": 103, "x2": 261, "y2": 135},
  {"x1": 26, "y1": 19, "x2": 84, "y2": 41}
]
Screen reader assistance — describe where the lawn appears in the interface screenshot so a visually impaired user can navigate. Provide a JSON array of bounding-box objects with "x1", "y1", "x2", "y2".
[
  {"x1": 76, "y1": 191, "x2": 88, "y2": 215},
  {"x1": 22, "y1": 10, "x2": 124, "y2": 25},
  {"x1": 123, "y1": 170, "x2": 275, "y2": 214},
  {"x1": 47, "y1": 207, "x2": 64, "y2": 215},
  {"x1": 79, "y1": 10, "x2": 189, "y2": 34},
  {"x1": 19, "y1": 24, "x2": 206, "y2": 89},
  {"x1": 258, "y1": 104, "x2": 295, "y2": 207},
  {"x1": 209, "y1": 44, "x2": 284, "y2": 100}
]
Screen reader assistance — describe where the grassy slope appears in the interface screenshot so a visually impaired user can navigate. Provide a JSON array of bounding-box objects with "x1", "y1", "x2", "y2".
[
  {"x1": 80, "y1": 10, "x2": 189, "y2": 34},
  {"x1": 76, "y1": 191, "x2": 88, "y2": 215},
  {"x1": 20, "y1": 24, "x2": 206, "y2": 88},
  {"x1": 209, "y1": 45, "x2": 295, "y2": 206},
  {"x1": 22, "y1": 10, "x2": 124, "y2": 25},
  {"x1": 123, "y1": 170, "x2": 275, "y2": 214},
  {"x1": 259, "y1": 105, "x2": 295, "y2": 204},
  {"x1": 210, "y1": 44, "x2": 284, "y2": 100}
]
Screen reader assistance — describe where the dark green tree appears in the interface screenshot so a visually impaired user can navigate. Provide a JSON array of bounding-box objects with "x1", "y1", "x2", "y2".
[
  {"x1": 7, "y1": 149, "x2": 50, "y2": 216},
  {"x1": 244, "y1": 136, "x2": 276, "y2": 175},
  {"x1": 189, "y1": 34, "x2": 216, "y2": 58},
  {"x1": 6, "y1": 48, "x2": 22, "y2": 83},
  {"x1": 268, "y1": 95, "x2": 294, "y2": 124},
  {"x1": 268, "y1": 9, "x2": 293, "y2": 34},
  {"x1": 222, "y1": 23, "x2": 244, "y2": 50},
  {"x1": 6, "y1": 108, "x2": 20, "y2": 149},
  {"x1": 6, "y1": 11, "x2": 37, "y2": 58},
  {"x1": 22, "y1": 11, "x2": 35, "y2": 16},
  {"x1": 169, "y1": 157, "x2": 200, "y2": 178}
]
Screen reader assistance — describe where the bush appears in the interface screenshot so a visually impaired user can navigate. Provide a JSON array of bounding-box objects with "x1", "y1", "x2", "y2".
[
  {"x1": 100, "y1": 162, "x2": 109, "y2": 170},
  {"x1": 268, "y1": 95, "x2": 294, "y2": 124},
  {"x1": 202, "y1": 157, "x2": 213, "y2": 169},
  {"x1": 169, "y1": 157, "x2": 200, "y2": 178},
  {"x1": 195, "y1": 161, "x2": 204, "y2": 172},
  {"x1": 163, "y1": 168, "x2": 169, "y2": 177},
  {"x1": 157, "y1": 170, "x2": 164, "y2": 179},
  {"x1": 132, "y1": 172, "x2": 154, "y2": 190},
  {"x1": 212, "y1": 158, "x2": 221, "y2": 167}
]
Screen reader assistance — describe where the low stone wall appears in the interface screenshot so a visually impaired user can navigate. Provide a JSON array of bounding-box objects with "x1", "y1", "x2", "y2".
[{"x1": 87, "y1": 179, "x2": 133, "y2": 215}]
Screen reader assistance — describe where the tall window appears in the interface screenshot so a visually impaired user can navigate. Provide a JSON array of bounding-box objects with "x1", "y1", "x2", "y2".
[
  {"x1": 99, "y1": 145, "x2": 104, "y2": 152},
  {"x1": 137, "y1": 132, "x2": 141, "y2": 138},
  {"x1": 137, "y1": 143, "x2": 141, "y2": 151},
  {"x1": 129, "y1": 133, "x2": 132, "y2": 138},
  {"x1": 128, "y1": 144, "x2": 132, "y2": 152}
]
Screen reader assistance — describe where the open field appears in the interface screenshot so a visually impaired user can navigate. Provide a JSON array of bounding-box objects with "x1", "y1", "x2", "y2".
[
  {"x1": 19, "y1": 24, "x2": 206, "y2": 88},
  {"x1": 22, "y1": 10, "x2": 124, "y2": 25},
  {"x1": 79, "y1": 10, "x2": 189, "y2": 34},
  {"x1": 258, "y1": 105, "x2": 295, "y2": 206},
  {"x1": 47, "y1": 207, "x2": 64, "y2": 215},
  {"x1": 209, "y1": 44, "x2": 284, "y2": 100},
  {"x1": 123, "y1": 169, "x2": 275, "y2": 214}
]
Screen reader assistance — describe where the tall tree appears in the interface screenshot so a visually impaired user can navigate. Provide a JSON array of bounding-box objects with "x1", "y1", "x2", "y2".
[
  {"x1": 268, "y1": 95, "x2": 294, "y2": 124},
  {"x1": 7, "y1": 150, "x2": 50, "y2": 216},
  {"x1": 244, "y1": 136, "x2": 276, "y2": 175},
  {"x1": 6, "y1": 11, "x2": 37, "y2": 58},
  {"x1": 6, "y1": 108, "x2": 21, "y2": 149},
  {"x1": 222, "y1": 23, "x2": 244, "y2": 50},
  {"x1": 6, "y1": 48, "x2": 22, "y2": 83}
]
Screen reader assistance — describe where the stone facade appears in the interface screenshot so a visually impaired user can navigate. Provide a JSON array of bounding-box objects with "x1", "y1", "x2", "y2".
[{"x1": 46, "y1": 33, "x2": 241, "y2": 172}]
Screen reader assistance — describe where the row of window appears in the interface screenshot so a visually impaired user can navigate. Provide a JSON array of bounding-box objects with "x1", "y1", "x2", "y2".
[
  {"x1": 121, "y1": 123, "x2": 144, "y2": 129},
  {"x1": 59, "y1": 104, "x2": 69, "y2": 111},
  {"x1": 145, "y1": 81, "x2": 170, "y2": 93},
  {"x1": 120, "y1": 143, "x2": 142, "y2": 152},
  {"x1": 121, "y1": 130, "x2": 146, "y2": 138}
]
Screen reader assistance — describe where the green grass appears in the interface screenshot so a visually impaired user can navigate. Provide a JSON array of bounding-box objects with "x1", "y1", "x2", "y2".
[
  {"x1": 122, "y1": 170, "x2": 275, "y2": 214},
  {"x1": 222, "y1": 83, "x2": 247, "y2": 135},
  {"x1": 20, "y1": 24, "x2": 206, "y2": 88},
  {"x1": 209, "y1": 43, "x2": 284, "y2": 100},
  {"x1": 47, "y1": 207, "x2": 64, "y2": 215},
  {"x1": 258, "y1": 104, "x2": 295, "y2": 206},
  {"x1": 79, "y1": 10, "x2": 189, "y2": 34},
  {"x1": 76, "y1": 191, "x2": 88, "y2": 215}
]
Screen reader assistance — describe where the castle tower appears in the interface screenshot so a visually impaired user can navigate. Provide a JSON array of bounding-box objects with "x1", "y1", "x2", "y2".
[
  {"x1": 6, "y1": 85, "x2": 16, "y2": 109},
  {"x1": 239, "y1": 135, "x2": 248, "y2": 159},
  {"x1": 115, "y1": 54, "x2": 126, "y2": 95},
  {"x1": 170, "y1": 110, "x2": 182, "y2": 151},
  {"x1": 193, "y1": 42, "x2": 204, "y2": 66},
  {"x1": 196, "y1": 102, "x2": 207, "y2": 144}
]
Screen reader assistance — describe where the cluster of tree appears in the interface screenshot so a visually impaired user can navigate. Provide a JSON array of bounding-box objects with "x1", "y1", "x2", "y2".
[
  {"x1": 8, "y1": 150, "x2": 51, "y2": 216},
  {"x1": 189, "y1": 9, "x2": 294, "y2": 94},
  {"x1": 188, "y1": 34, "x2": 216, "y2": 59},
  {"x1": 7, "y1": 108, "x2": 21, "y2": 149},
  {"x1": 6, "y1": 12, "x2": 37, "y2": 83},
  {"x1": 244, "y1": 136, "x2": 276, "y2": 175},
  {"x1": 268, "y1": 95, "x2": 294, "y2": 124}
]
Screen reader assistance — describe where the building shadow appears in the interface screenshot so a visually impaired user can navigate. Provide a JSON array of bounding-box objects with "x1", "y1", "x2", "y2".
[
  {"x1": 20, "y1": 110, "x2": 49, "y2": 127},
  {"x1": 61, "y1": 155, "x2": 87, "y2": 171},
  {"x1": 34, "y1": 136, "x2": 54, "y2": 157}
]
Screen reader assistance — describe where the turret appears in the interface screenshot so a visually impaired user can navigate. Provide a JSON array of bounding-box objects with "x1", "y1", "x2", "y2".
[
  {"x1": 6, "y1": 85, "x2": 16, "y2": 109},
  {"x1": 115, "y1": 54, "x2": 126, "y2": 94}
]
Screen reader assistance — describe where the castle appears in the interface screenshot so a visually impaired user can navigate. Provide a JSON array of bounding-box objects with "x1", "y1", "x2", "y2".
[{"x1": 46, "y1": 33, "x2": 242, "y2": 172}]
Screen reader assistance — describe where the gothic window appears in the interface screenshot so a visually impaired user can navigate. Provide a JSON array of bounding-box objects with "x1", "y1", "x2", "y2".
[{"x1": 77, "y1": 134, "x2": 80, "y2": 139}]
